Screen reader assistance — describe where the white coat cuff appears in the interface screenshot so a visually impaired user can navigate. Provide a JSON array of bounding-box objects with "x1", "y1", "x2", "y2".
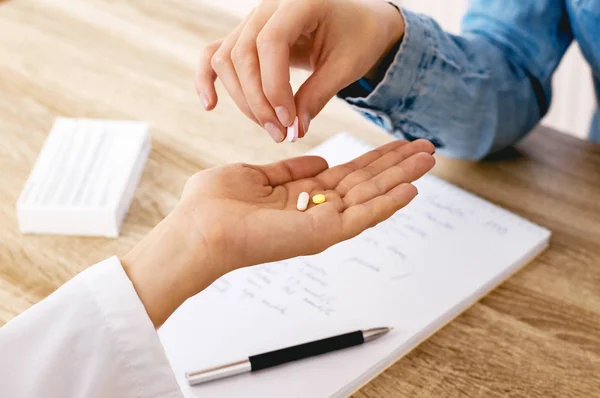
[{"x1": 82, "y1": 256, "x2": 183, "y2": 398}]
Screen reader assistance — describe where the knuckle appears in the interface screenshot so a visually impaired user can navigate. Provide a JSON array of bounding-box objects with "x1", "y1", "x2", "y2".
[
  {"x1": 203, "y1": 41, "x2": 219, "y2": 57},
  {"x1": 230, "y1": 43, "x2": 254, "y2": 65},
  {"x1": 262, "y1": 81, "x2": 281, "y2": 101},
  {"x1": 251, "y1": 108, "x2": 272, "y2": 125},
  {"x1": 211, "y1": 52, "x2": 230, "y2": 71},
  {"x1": 245, "y1": 106, "x2": 270, "y2": 125},
  {"x1": 256, "y1": 30, "x2": 279, "y2": 52}
]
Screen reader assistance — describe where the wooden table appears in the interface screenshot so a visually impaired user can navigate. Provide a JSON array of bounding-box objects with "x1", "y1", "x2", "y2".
[{"x1": 1, "y1": 0, "x2": 599, "y2": 396}]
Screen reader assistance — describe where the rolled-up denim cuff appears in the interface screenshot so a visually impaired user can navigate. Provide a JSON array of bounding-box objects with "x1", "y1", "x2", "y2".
[{"x1": 341, "y1": 9, "x2": 437, "y2": 135}]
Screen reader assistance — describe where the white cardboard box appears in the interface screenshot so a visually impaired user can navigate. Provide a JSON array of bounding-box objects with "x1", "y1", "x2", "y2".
[{"x1": 16, "y1": 118, "x2": 151, "y2": 238}]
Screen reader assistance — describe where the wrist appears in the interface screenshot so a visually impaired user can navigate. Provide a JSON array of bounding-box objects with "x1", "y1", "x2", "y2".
[
  {"x1": 121, "y1": 205, "x2": 216, "y2": 327},
  {"x1": 365, "y1": 1, "x2": 405, "y2": 79}
]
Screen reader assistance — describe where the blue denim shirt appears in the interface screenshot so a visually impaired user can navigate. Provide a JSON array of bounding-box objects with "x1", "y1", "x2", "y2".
[{"x1": 339, "y1": 1, "x2": 600, "y2": 160}]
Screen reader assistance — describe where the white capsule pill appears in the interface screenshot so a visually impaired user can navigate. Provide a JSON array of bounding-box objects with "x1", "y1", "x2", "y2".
[
  {"x1": 287, "y1": 116, "x2": 299, "y2": 143},
  {"x1": 296, "y1": 191, "x2": 310, "y2": 211}
]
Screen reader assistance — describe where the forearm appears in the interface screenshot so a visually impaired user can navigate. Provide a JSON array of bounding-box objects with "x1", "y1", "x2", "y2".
[
  {"x1": 341, "y1": 2, "x2": 571, "y2": 160},
  {"x1": 364, "y1": 1, "x2": 405, "y2": 80}
]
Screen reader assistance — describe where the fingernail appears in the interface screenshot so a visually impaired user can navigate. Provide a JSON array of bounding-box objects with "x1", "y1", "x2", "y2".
[
  {"x1": 199, "y1": 93, "x2": 210, "y2": 109},
  {"x1": 275, "y1": 106, "x2": 292, "y2": 126},
  {"x1": 301, "y1": 113, "x2": 311, "y2": 137},
  {"x1": 265, "y1": 122, "x2": 285, "y2": 143},
  {"x1": 287, "y1": 117, "x2": 299, "y2": 143}
]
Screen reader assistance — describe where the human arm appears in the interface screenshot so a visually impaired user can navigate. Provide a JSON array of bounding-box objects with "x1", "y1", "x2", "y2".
[
  {"x1": 0, "y1": 140, "x2": 434, "y2": 397},
  {"x1": 196, "y1": 0, "x2": 572, "y2": 159},
  {"x1": 339, "y1": 1, "x2": 573, "y2": 159}
]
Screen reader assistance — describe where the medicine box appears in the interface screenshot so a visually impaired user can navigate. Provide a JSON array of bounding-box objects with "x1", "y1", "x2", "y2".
[{"x1": 16, "y1": 118, "x2": 151, "y2": 238}]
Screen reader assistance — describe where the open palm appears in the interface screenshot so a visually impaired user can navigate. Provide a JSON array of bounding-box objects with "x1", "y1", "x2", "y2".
[{"x1": 179, "y1": 139, "x2": 435, "y2": 273}]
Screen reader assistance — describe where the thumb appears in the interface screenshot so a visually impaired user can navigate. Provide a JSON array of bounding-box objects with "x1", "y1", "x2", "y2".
[
  {"x1": 258, "y1": 156, "x2": 329, "y2": 186},
  {"x1": 294, "y1": 59, "x2": 355, "y2": 138}
]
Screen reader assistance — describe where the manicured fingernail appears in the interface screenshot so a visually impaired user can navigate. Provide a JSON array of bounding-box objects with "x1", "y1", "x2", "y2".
[
  {"x1": 265, "y1": 122, "x2": 285, "y2": 142},
  {"x1": 275, "y1": 106, "x2": 292, "y2": 127},
  {"x1": 199, "y1": 93, "x2": 210, "y2": 109},
  {"x1": 287, "y1": 117, "x2": 299, "y2": 143},
  {"x1": 301, "y1": 113, "x2": 311, "y2": 137}
]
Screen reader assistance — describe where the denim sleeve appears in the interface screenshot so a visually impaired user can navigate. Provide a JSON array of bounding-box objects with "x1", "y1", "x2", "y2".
[{"x1": 339, "y1": 2, "x2": 573, "y2": 160}]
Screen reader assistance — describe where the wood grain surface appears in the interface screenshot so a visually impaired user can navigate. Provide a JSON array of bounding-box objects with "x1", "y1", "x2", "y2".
[{"x1": 1, "y1": 0, "x2": 599, "y2": 396}]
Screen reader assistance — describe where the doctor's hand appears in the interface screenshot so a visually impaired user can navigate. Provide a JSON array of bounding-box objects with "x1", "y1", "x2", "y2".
[
  {"x1": 122, "y1": 139, "x2": 434, "y2": 327},
  {"x1": 195, "y1": 0, "x2": 405, "y2": 142}
]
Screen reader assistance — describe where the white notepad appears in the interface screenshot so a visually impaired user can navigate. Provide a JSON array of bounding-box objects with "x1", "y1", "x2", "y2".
[{"x1": 159, "y1": 133, "x2": 551, "y2": 398}]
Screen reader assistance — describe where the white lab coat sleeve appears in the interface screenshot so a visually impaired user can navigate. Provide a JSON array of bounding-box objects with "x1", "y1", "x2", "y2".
[{"x1": 0, "y1": 256, "x2": 183, "y2": 398}]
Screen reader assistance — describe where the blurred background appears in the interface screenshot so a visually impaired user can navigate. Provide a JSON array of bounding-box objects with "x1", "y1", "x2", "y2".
[{"x1": 200, "y1": 0, "x2": 596, "y2": 140}]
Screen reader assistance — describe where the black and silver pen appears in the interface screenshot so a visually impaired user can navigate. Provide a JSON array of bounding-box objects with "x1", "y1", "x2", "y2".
[{"x1": 185, "y1": 327, "x2": 391, "y2": 386}]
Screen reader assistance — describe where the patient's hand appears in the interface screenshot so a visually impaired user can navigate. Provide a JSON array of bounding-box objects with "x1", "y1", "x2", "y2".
[
  {"x1": 122, "y1": 139, "x2": 434, "y2": 327},
  {"x1": 179, "y1": 139, "x2": 434, "y2": 272}
]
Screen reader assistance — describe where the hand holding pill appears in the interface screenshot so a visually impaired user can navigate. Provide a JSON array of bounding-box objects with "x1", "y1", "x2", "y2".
[{"x1": 195, "y1": 0, "x2": 405, "y2": 142}]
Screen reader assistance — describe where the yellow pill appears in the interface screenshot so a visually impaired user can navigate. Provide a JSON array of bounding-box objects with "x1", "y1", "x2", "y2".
[{"x1": 312, "y1": 194, "x2": 326, "y2": 204}]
